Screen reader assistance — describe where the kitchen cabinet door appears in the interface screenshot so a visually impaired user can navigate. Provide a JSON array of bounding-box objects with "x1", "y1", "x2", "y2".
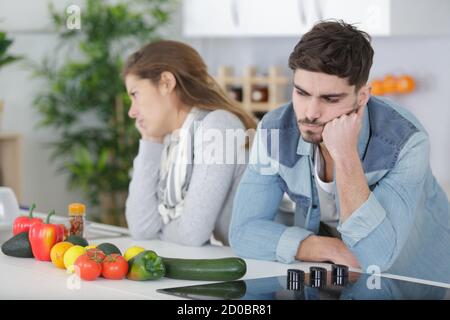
[
  {"x1": 182, "y1": 0, "x2": 324, "y2": 37},
  {"x1": 239, "y1": 0, "x2": 316, "y2": 36},
  {"x1": 182, "y1": 0, "x2": 242, "y2": 37},
  {"x1": 320, "y1": 0, "x2": 390, "y2": 35},
  {"x1": 182, "y1": 0, "x2": 450, "y2": 37}
]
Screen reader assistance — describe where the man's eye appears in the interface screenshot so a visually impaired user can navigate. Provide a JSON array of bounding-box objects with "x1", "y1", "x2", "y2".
[
  {"x1": 296, "y1": 90, "x2": 307, "y2": 96},
  {"x1": 324, "y1": 97, "x2": 339, "y2": 103}
]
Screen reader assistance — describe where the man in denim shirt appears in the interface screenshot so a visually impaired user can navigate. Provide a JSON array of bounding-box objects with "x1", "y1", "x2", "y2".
[{"x1": 229, "y1": 21, "x2": 450, "y2": 283}]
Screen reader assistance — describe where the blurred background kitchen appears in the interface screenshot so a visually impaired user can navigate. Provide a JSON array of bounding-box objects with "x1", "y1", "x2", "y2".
[{"x1": 0, "y1": 0, "x2": 449, "y2": 226}]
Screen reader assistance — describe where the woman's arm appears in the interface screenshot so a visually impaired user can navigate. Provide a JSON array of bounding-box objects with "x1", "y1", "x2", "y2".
[
  {"x1": 125, "y1": 139, "x2": 164, "y2": 239},
  {"x1": 160, "y1": 110, "x2": 245, "y2": 246}
]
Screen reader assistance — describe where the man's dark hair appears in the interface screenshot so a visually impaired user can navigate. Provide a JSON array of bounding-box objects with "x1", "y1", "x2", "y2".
[{"x1": 288, "y1": 20, "x2": 374, "y2": 90}]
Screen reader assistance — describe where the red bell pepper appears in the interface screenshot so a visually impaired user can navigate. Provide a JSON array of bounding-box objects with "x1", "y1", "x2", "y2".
[
  {"x1": 29, "y1": 210, "x2": 66, "y2": 261},
  {"x1": 12, "y1": 204, "x2": 43, "y2": 236}
]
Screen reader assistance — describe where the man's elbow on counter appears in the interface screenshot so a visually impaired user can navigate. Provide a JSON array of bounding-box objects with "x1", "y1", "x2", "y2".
[{"x1": 352, "y1": 244, "x2": 396, "y2": 274}]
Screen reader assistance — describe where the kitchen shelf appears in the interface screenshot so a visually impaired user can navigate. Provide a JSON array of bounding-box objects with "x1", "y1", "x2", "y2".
[{"x1": 215, "y1": 66, "x2": 290, "y2": 117}]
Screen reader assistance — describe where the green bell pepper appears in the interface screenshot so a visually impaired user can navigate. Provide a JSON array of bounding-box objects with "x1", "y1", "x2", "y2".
[{"x1": 127, "y1": 250, "x2": 166, "y2": 281}]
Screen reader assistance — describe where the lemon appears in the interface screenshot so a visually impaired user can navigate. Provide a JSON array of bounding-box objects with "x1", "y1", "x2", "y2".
[
  {"x1": 50, "y1": 242, "x2": 74, "y2": 269},
  {"x1": 63, "y1": 245, "x2": 86, "y2": 273},
  {"x1": 124, "y1": 246, "x2": 145, "y2": 261}
]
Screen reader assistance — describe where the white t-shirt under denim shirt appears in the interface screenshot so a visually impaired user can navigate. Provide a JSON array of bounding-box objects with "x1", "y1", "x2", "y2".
[{"x1": 314, "y1": 146, "x2": 340, "y2": 238}]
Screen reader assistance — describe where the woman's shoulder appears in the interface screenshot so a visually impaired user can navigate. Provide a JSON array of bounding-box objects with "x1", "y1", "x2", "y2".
[{"x1": 201, "y1": 109, "x2": 245, "y2": 130}]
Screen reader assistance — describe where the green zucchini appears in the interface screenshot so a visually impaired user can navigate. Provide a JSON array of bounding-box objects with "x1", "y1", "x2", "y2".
[
  {"x1": 161, "y1": 257, "x2": 247, "y2": 281},
  {"x1": 164, "y1": 280, "x2": 247, "y2": 299}
]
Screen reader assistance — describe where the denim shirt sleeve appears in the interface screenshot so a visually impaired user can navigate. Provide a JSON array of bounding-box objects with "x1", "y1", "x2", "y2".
[
  {"x1": 229, "y1": 124, "x2": 313, "y2": 263},
  {"x1": 337, "y1": 131, "x2": 430, "y2": 271}
]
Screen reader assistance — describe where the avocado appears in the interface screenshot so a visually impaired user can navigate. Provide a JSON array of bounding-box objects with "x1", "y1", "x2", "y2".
[
  {"x1": 65, "y1": 235, "x2": 89, "y2": 247},
  {"x1": 97, "y1": 243, "x2": 121, "y2": 255},
  {"x1": 1, "y1": 232, "x2": 34, "y2": 258}
]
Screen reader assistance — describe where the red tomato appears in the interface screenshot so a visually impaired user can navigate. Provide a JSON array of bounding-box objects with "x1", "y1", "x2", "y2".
[
  {"x1": 102, "y1": 254, "x2": 129, "y2": 280},
  {"x1": 74, "y1": 254, "x2": 102, "y2": 281},
  {"x1": 86, "y1": 248, "x2": 106, "y2": 263}
]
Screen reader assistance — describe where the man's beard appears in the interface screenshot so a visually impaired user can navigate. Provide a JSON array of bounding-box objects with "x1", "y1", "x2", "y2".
[
  {"x1": 301, "y1": 128, "x2": 324, "y2": 144},
  {"x1": 297, "y1": 101, "x2": 360, "y2": 145}
]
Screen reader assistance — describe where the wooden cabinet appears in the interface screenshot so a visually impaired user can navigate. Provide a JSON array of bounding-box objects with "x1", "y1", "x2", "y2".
[
  {"x1": 0, "y1": 134, "x2": 22, "y2": 202},
  {"x1": 182, "y1": 0, "x2": 450, "y2": 37}
]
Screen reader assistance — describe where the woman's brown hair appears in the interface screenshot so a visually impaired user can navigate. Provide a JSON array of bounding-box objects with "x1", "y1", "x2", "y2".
[{"x1": 123, "y1": 40, "x2": 257, "y2": 138}]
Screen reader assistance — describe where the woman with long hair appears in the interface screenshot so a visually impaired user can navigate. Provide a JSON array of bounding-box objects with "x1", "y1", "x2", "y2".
[{"x1": 123, "y1": 40, "x2": 256, "y2": 246}]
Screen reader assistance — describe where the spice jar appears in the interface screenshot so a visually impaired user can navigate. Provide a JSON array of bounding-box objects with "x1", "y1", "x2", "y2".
[
  {"x1": 251, "y1": 85, "x2": 269, "y2": 102},
  {"x1": 227, "y1": 86, "x2": 243, "y2": 102},
  {"x1": 68, "y1": 203, "x2": 86, "y2": 237}
]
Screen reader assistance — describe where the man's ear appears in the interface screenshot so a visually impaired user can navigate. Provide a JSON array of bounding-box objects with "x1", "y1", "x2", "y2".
[
  {"x1": 357, "y1": 84, "x2": 371, "y2": 106},
  {"x1": 158, "y1": 71, "x2": 177, "y2": 96}
]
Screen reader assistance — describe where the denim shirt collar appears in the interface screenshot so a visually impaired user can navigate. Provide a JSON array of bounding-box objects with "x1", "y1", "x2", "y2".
[{"x1": 296, "y1": 104, "x2": 370, "y2": 161}]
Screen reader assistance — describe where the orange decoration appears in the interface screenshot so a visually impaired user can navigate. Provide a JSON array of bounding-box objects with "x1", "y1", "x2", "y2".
[
  {"x1": 382, "y1": 75, "x2": 398, "y2": 94},
  {"x1": 396, "y1": 75, "x2": 416, "y2": 94},
  {"x1": 370, "y1": 79, "x2": 385, "y2": 96}
]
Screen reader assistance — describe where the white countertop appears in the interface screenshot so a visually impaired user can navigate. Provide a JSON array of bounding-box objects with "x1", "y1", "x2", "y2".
[
  {"x1": 0, "y1": 235, "x2": 330, "y2": 300},
  {"x1": 1, "y1": 212, "x2": 450, "y2": 299}
]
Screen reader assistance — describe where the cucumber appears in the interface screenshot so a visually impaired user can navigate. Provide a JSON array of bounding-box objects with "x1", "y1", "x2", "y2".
[
  {"x1": 166, "y1": 280, "x2": 247, "y2": 299},
  {"x1": 161, "y1": 257, "x2": 247, "y2": 281}
]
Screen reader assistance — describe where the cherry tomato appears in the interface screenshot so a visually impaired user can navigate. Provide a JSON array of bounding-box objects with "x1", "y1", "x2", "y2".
[
  {"x1": 74, "y1": 254, "x2": 102, "y2": 281},
  {"x1": 102, "y1": 254, "x2": 129, "y2": 280},
  {"x1": 86, "y1": 248, "x2": 106, "y2": 263}
]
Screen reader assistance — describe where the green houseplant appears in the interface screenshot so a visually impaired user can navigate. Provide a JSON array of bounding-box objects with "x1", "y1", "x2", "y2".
[
  {"x1": 0, "y1": 31, "x2": 21, "y2": 68},
  {"x1": 0, "y1": 31, "x2": 22, "y2": 130},
  {"x1": 33, "y1": 0, "x2": 173, "y2": 226}
]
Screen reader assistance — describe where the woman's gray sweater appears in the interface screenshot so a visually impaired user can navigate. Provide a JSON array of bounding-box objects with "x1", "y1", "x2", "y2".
[{"x1": 125, "y1": 109, "x2": 248, "y2": 246}]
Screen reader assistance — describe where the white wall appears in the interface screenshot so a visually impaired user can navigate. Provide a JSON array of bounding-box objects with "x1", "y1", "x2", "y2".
[
  {"x1": 0, "y1": 1, "x2": 448, "y2": 219},
  {"x1": 0, "y1": 40, "x2": 90, "y2": 216}
]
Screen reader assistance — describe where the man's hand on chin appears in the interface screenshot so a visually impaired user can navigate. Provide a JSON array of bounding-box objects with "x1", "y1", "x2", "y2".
[
  {"x1": 321, "y1": 104, "x2": 365, "y2": 162},
  {"x1": 320, "y1": 104, "x2": 371, "y2": 221}
]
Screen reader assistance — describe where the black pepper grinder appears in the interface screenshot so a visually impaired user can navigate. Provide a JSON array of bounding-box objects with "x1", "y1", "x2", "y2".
[
  {"x1": 309, "y1": 266, "x2": 327, "y2": 288},
  {"x1": 331, "y1": 264, "x2": 349, "y2": 286},
  {"x1": 287, "y1": 269, "x2": 305, "y2": 290}
]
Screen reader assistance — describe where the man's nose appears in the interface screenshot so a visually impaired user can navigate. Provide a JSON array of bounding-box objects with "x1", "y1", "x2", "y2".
[{"x1": 304, "y1": 98, "x2": 321, "y2": 121}]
